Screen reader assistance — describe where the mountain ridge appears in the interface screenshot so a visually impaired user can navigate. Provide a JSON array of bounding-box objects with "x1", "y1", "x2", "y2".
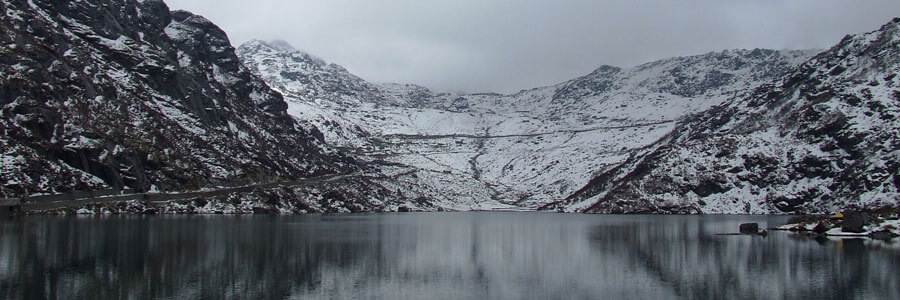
[
  {"x1": 3, "y1": 0, "x2": 895, "y2": 214},
  {"x1": 237, "y1": 38, "x2": 820, "y2": 211},
  {"x1": 0, "y1": 0, "x2": 352, "y2": 198},
  {"x1": 549, "y1": 17, "x2": 900, "y2": 214}
]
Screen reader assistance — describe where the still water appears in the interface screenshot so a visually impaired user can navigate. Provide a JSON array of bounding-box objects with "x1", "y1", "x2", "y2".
[{"x1": 1, "y1": 213, "x2": 898, "y2": 299}]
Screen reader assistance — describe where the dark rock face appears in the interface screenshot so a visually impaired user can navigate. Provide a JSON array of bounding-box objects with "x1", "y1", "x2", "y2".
[
  {"x1": 557, "y1": 18, "x2": 900, "y2": 214},
  {"x1": 0, "y1": 0, "x2": 354, "y2": 197},
  {"x1": 813, "y1": 222, "x2": 830, "y2": 234},
  {"x1": 252, "y1": 207, "x2": 275, "y2": 214},
  {"x1": 739, "y1": 223, "x2": 759, "y2": 234},
  {"x1": 842, "y1": 211, "x2": 868, "y2": 233}
]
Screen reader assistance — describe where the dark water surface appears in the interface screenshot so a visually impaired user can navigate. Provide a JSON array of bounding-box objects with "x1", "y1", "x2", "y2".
[{"x1": 1, "y1": 213, "x2": 899, "y2": 299}]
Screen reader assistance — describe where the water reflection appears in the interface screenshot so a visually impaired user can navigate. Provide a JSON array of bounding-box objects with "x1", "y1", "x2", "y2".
[{"x1": 0, "y1": 213, "x2": 898, "y2": 299}]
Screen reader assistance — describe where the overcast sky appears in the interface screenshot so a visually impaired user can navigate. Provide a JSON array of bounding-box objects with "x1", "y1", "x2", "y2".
[{"x1": 165, "y1": 0, "x2": 900, "y2": 94}]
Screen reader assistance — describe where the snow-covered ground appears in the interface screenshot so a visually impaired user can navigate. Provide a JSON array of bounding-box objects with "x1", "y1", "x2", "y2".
[
  {"x1": 238, "y1": 40, "x2": 816, "y2": 211},
  {"x1": 555, "y1": 19, "x2": 900, "y2": 214}
]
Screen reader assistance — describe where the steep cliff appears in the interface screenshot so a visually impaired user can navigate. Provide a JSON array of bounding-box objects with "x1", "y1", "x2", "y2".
[{"x1": 0, "y1": 0, "x2": 353, "y2": 198}]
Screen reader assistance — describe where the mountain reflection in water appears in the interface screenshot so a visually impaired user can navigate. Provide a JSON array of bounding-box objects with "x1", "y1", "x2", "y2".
[{"x1": 1, "y1": 213, "x2": 898, "y2": 299}]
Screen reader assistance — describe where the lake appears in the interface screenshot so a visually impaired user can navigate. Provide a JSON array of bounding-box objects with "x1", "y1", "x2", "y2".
[{"x1": 1, "y1": 213, "x2": 898, "y2": 299}]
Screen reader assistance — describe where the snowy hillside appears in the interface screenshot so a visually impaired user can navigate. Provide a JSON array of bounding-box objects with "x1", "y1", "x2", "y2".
[
  {"x1": 6, "y1": 0, "x2": 890, "y2": 214},
  {"x1": 238, "y1": 40, "x2": 815, "y2": 210},
  {"x1": 0, "y1": 0, "x2": 368, "y2": 206},
  {"x1": 553, "y1": 18, "x2": 900, "y2": 214}
]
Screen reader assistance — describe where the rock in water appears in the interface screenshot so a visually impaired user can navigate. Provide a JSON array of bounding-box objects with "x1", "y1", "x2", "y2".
[
  {"x1": 868, "y1": 230, "x2": 899, "y2": 241},
  {"x1": 813, "y1": 222, "x2": 830, "y2": 234},
  {"x1": 252, "y1": 207, "x2": 274, "y2": 214},
  {"x1": 739, "y1": 223, "x2": 759, "y2": 234},
  {"x1": 842, "y1": 211, "x2": 868, "y2": 233}
]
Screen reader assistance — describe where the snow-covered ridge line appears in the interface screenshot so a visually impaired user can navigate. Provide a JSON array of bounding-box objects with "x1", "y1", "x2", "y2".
[
  {"x1": 552, "y1": 17, "x2": 900, "y2": 214},
  {"x1": 238, "y1": 37, "x2": 819, "y2": 211},
  {"x1": 7, "y1": 0, "x2": 889, "y2": 214}
]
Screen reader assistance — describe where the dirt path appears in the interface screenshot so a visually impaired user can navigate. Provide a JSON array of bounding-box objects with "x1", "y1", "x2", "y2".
[
  {"x1": 381, "y1": 120, "x2": 674, "y2": 140},
  {"x1": 19, "y1": 173, "x2": 356, "y2": 211}
]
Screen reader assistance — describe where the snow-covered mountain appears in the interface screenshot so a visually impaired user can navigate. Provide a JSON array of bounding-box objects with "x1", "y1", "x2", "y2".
[
  {"x1": 5, "y1": 0, "x2": 894, "y2": 214},
  {"x1": 238, "y1": 40, "x2": 816, "y2": 210},
  {"x1": 550, "y1": 18, "x2": 900, "y2": 214},
  {"x1": 0, "y1": 0, "x2": 405, "y2": 213}
]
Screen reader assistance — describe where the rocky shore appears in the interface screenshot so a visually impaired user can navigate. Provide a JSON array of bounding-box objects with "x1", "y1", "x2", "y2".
[{"x1": 773, "y1": 207, "x2": 900, "y2": 241}]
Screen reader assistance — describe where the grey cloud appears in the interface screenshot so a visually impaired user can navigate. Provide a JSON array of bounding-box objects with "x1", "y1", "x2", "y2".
[{"x1": 165, "y1": 0, "x2": 900, "y2": 93}]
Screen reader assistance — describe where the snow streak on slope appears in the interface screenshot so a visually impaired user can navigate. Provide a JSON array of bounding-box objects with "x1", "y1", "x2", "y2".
[
  {"x1": 556, "y1": 18, "x2": 900, "y2": 214},
  {"x1": 238, "y1": 40, "x2": 815, "y2": 210}
]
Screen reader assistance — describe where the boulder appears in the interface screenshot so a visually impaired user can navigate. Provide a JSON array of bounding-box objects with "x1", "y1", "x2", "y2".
[
  {"x1": 397, "y1": 206, "x2": 411, "y2": 212},
  {"x1": 841, "y1": 211, "x2": 868, "y2": 233},
  {"x1": 739, "y1": 223, "x2": 759, "y2": 234},
  {"x1": 252, "y1": 207, "x2": 275, "y2": 214},
  {"x1": 868, "y1": 230, "x2": 899, "y2": 241},
  {"x1": 813, "y1": 222, "x2": 830, "y2": 234}
]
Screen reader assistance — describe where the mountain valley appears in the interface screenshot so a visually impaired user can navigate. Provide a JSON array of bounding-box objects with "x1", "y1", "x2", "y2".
[
  {"x1": 1, "y1": 0, "x2": 898, "y2": 214},
  {"x1": 238, "y1": 40, "x2": 820, "y2": 212}
]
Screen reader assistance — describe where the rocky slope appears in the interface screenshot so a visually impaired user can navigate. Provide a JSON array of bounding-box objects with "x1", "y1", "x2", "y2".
[
  {"x1": 238, "y1": 40, "x2": 816, "y2": 210},
  {"x1": 5, "y1": 0, "x2": 894, "y2": 214},
  {"x1": 552, "y1": 18, "x2": 900, "y2": 214},
  {"x1": 0, "y1": 0, "x2": 359, "y2": 199}
]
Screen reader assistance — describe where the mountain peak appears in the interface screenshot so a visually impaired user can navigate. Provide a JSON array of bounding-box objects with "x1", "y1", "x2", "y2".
[
  {"x1": 241, "y1": 39, "x2": 303, "y2": 54},
  {"x1": 0, "y1": 0, "x2": 354, "y2": 197},
  {"x1": 879, "y1": 16, "x2": 900, "y2": 38},
  {"x1": 238, "y1": 39, "x2": 326, "y2": 60},
  {"x1": 886, "y1": 17, "x2": 900, "y2": 28},
  {"x1": 591, "y1": 65, "x2": 622, "y2": 75},
  {"x1": 265, "y1": 39, "x2": 299, "y2": 52},
  {"x1": 559, "y1": 17, "x2": 900, "y2": 214},
  {"x1": 242, "y1": 39, "x2": 286, "y2": 51}
]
